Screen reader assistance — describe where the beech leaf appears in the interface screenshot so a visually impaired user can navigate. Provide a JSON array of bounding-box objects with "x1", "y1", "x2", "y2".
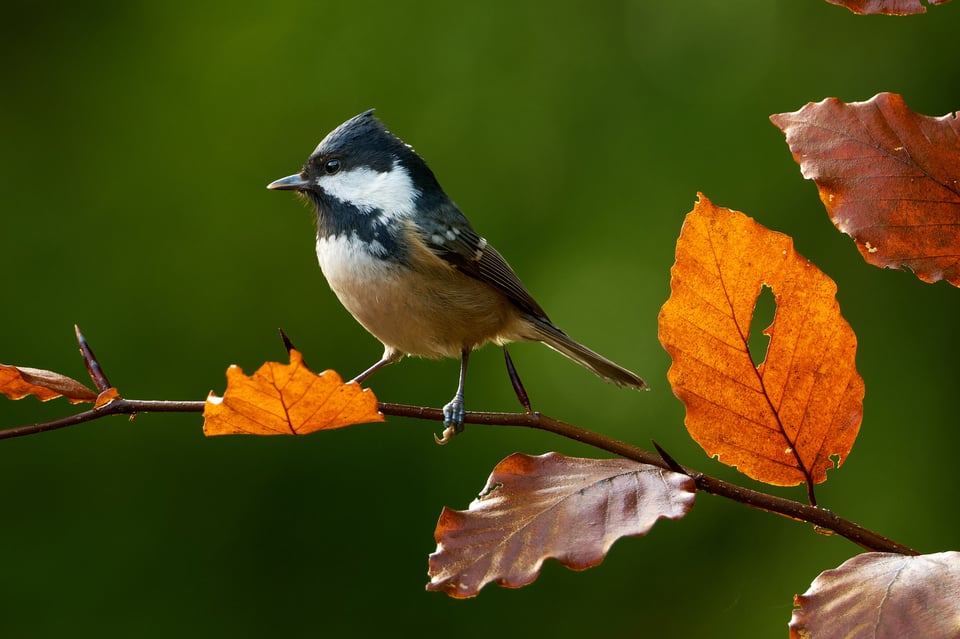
[
  {"x1": 825, "y1": 0, "x2": 952, "y2": 14},
  {"x1": 771, "y1": 93, "x2": 960, "y2": 286},
  {"x1": 0, "y1": 363, "x2": 97, "y2": 404},
  {"x1": 203, "y1": 349, "x2": 384, "y2": 436},
  {"x1": 427, "y1": 452, "x2": 696, "y2": 598},
  {"x1": 790, "y1": 551, "x2": 960, "y2": 638},
  {"x1": 658, "y1": 194, "x2": 864, "y2": 487}
]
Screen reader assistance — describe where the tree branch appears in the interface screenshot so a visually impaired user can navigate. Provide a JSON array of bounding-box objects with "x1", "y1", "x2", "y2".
[
  {"x1": 371, "y1": 403, "x2": 919, "y2": 555},
  {"x1": 0, "y1": 399, "x2": 205, "y2": 440},
  {"x1": 0, "y1": 396, "x2": 917, "y2": 556}
]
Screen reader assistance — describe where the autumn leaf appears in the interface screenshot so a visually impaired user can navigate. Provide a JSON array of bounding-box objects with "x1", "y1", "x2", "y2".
[
  {"x1": 0, "y1": 363, "x2": 97, "y2": 404},
  {"x1": 427, "y1": 452, "x2": 695, "y2": 598},
  {"x1": 790, "y1": 552, "x2": 960, "y2": 638},
  {"x1": 658, "y1": 194, "x2": 864, "y2": 488},
  {"x1": 825, "y1": 0, "x2": 952, "y2": 14},
  {"x1": 771, "y1": 93, "x2": 960, "y2": 286},
  {"x1": 203, "y1": 349, "x2": 383, "y2": 436},
  {"x1": 94, "y1": 387, "x2": 121, "y2": 409}
]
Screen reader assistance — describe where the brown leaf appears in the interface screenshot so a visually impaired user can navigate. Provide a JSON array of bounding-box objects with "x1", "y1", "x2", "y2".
[
  {"x1": 771, "y1": 93, "x2": 960, "y2": 286},
  {"x1": 203, "y1": 349, "x2": 384, "y2": 436},
  {"x1": 94, "y1": 387, "x2": 121, "y2": 408},
  {"x1": 426, "y1": 452, "x2": 695, "y2": 598},
  {"x1": 790, "y1": 551, "x2": 960, "y2": 638},
  {"x1": 658, "y1": 194, "x2": 864, "y2": 487},
  {"x1": 0, "y1": 363, "x2": 97, "y2": 403},
  {"x1": 825, "y1": 0, "x2": 952, "y2": 14}
]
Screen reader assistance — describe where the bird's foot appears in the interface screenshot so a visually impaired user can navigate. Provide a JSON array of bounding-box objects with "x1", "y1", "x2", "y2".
[{"x1": 435, "y1": 394, "x2": 466, "y2": 445}]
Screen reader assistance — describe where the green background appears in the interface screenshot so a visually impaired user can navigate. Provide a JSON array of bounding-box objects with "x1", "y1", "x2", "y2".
[{"x1": 2, "y1": 1, "x2": 959, "y2": 636}]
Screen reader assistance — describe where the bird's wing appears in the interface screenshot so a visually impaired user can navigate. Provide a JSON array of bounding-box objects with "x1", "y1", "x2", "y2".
[{"x1": 417, "y1": 204, "x2": 549, "y2": 320}]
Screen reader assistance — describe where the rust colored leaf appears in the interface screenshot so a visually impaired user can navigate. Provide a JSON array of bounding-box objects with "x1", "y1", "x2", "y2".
[
  {"x1": 427, "y1": 452, "x2": 695, "y2": 598},
  {"x1": 0, "y1": 363, "x2": 97, "y2": 403},
  {"x1": 658, "y1": 194, "x2": 864, "y2": 488},
  {"x1": 825, "y1": 0, "x2": 951, "y2": 14},
  {"x1": 771, "y1": 93, "x2": 960, "y2": 286},
  {"x1": 790, "y1": 551, "x2": 960, "y2": 638},
  {"x1": 203, "y1": 349, "x2": 383, "y2": 436},
  {"x1": 94, "y1": 387, "x2": 121, "y2": 408}
]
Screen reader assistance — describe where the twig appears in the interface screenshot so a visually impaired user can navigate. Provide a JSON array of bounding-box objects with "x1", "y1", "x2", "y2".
[
  {"x1": 75, "y1": 325, "x2": 112, "y2": 392},
  {"x1": 651, "y1": 440, "x2": 687, "y2": 475},
  {"x1": 278, "y1": 328, "x2": 298, "y2": 356},
  {"x1": 0, "y1": 399, "x2": 205, "y2": 440},
  {"x1": 502, "y1": 346, "x2": 532, "y2": 413}
]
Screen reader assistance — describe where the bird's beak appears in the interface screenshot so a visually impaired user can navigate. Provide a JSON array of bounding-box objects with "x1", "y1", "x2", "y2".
[{"x1": 266, "y1": 173, "x2": 310, "y2": 191}]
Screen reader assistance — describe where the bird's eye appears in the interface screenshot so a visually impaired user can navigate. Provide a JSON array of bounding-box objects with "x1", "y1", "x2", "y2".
[{"x1": 323, "y1": 159, "x2": 341, "y2": 175}]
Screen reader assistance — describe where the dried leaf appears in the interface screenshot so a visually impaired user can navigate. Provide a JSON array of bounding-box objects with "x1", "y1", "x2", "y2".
[
  {"x1": 771, "y1": 93, "x2": 960, "y2": 286},
  {"x1": 825, "y1": 0, "x2": 952, "y2": 14},
  {"x1": 658, "y1": 194, "x2": 864, "y2": 487},
  {"x1": 203, "y1": 350, "x2": 383, "y2": 436},
  {"x1": 790, "y1": 551, "x2": 960, "y2": 638},
  {"x1": 0, "y1": 363, "x2": 97, "y2": 403},
  {"x1": 427, "y1": 452, "x2": 695, "y2": 598},
  {"x1": 94, "y1": 387, "x2": 121, "y2": 408}
]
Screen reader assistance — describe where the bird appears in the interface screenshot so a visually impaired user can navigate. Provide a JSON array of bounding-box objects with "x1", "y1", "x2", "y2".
[{"x1": 267, "y1": 109, "x2": 647, "y2": 440}]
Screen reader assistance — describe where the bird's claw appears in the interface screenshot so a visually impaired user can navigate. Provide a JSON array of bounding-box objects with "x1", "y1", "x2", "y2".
[
  {"x1": 434, "y1": 425, "x2": 458, "y2": 445},
  {"x1": 435, "y1": 394, "x2": 466, "y2": 445}
]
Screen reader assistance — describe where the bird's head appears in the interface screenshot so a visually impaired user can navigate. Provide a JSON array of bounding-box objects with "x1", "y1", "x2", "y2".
[{"x1": 267, "y1": 110, "x2": 444, "y2": 222}]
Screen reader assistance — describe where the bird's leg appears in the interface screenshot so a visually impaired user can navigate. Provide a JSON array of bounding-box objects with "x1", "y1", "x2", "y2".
[
  {"x1": 502, "y1": 346, "x2": 532, "y2": 413},
  {"x1": 351, "y1": 348, "x2": 402, "y2": 384},
  {"x1": 436, "y1": 349, "x2": 470, "y2": 445}
]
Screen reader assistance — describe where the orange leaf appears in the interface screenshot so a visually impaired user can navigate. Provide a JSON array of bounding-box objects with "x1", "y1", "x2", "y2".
[
  {"x1": 427, "y1": 453, "x2": 695, "y2": 598},
  {"x1": 790, "y1": 552, "x2": 960, "y2": 638},
  {"x1": 0, "y1": 363, "x2": 97, "y2": 403},
  {"x1": 658, "y1": 194, "x2": 864, "y2": 487},
  {"x1": 203, "y1": 350, "x2": 384, "y2": 436},
  {"x1": 771, "y1": 93, "x2": 960, "y2": 286},
  {"x1": 94, "y1": 387, "x2": 121, "y2": 408}
]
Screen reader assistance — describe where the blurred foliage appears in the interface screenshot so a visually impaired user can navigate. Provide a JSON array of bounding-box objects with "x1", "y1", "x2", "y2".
[{"x1": 2, "y1": 1, "x2": 959, "y2": 637}]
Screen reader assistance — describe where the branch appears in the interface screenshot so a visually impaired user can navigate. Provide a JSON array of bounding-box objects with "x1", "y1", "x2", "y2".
[
  {"x1": 0, "y1": 398, "x2": 205, "y2": 440},
  {"x1": 380, "y1": 403, "x2": 917, "y2": 555},
  {"x1": 1, "y1": 324, "x2": 916, "y2": 557},
  {"x1": 0, "y1": 394, "x2": 915, "y2": 555},
  {"x1": 0, "y1": 393, "x2": 917, "y2": 555}
]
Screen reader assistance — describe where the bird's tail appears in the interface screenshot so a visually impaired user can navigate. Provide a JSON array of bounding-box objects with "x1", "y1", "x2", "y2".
[{"x1": 528, "y1": 320, "x2": 648, "y2": 391}]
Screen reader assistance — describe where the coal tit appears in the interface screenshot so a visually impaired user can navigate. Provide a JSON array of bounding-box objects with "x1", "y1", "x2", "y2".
[{"x1": 268, "y1": 110, "x2": 647, "y2": 437}]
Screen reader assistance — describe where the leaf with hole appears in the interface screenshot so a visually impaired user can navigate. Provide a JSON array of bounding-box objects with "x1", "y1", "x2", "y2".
[
  {"x1": 658, "y1": 194, "x2": 864, "y2": 488},
  {"x1": 427, "y1": 452, "x2": 695, "y2": 598}
]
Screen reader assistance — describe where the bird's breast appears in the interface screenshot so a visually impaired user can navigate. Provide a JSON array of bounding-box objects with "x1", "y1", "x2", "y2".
[
  {"x1": 315, "y1": 232, "x2": 526, "y2": 358},
  {"x1": 316, "y1": 232, "x2": 398, "y2": 291}
]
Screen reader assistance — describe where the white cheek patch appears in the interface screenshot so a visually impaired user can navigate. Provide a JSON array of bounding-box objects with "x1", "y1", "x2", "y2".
[{"x1": 317, "y1": 161, "x2": 419, "y2": 219}]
